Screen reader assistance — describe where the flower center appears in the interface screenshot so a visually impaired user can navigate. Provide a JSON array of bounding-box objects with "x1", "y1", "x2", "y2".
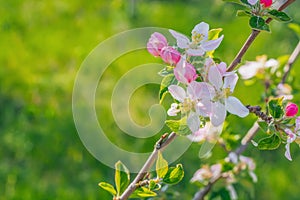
[
  {"x1": 192, "y1": 32, "x2": 205, "y2": 44},
  {"x1": 181, "y1": 98, "x2": 195, "y2": 113}
]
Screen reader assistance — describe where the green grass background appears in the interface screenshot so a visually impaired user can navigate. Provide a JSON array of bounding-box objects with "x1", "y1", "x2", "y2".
[{"x1": 1, "y1": 0, "x2": 300, "y2": 199}]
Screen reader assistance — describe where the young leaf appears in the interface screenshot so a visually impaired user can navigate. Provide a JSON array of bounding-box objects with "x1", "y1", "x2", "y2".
[
  {"x1": 249, "y1": 16, "x2": 270, "y2": 32},
  {"x1": 207, "y1": 28, "x2": 223, "y2": 57},
  {"x1": 240, "y1": 0, "x2": 251, "y2": 6},
  {"x1": 162, "y1": 164, "x2": 184, "y2": 185},
  {"x1": 158, "y1": 66, "x2": 174, "y2": 77},
  {"x1": 159, "y1": 74, "x2": 178, "y2": 104},
  {"x1": 98, "y1": 182, "x2": 117, "y2": 196},
  {"x1": 156, "y1": 151, "x2": 169, "y2": 178},
  {"x1": 268, "y1": 10, "x2": 291, "y2": 22},
  {"x1": 130, "y1": 187, "x2": 157, "y2": 198},
  {"x1": 268, "y1": 98, "x2": 284, "y2": 119},
  {"x1": 236, "y1": 10, "x2": 252, "y2": 17},
  {"x1": 165, "y1": 117, "x2": 192, "y2": 136},
  {"x1": 115, "y1": 161, "x2": 130, "y2": 196},
  {"x1": 257, "y1": 134, "x2": 281, "y2": 150}
]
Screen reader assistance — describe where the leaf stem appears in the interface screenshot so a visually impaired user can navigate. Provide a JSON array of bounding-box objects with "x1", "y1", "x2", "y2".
[{"x1": 281, "y1": 40, "x2": 300, "y2": 83}]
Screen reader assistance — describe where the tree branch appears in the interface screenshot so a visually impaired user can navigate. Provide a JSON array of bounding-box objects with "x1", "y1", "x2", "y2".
[
  {"x1": 281, "y1": 41, "x2": 300, "y2": 83},
  {"x1": 119, "y1": 132, "x2": 177, "y2": 200},
  {"x1": 226, "y1": 0, "x2": 296, "y2": 72}
]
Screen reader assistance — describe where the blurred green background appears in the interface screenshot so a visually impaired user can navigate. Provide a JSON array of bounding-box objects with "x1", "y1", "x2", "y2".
[{"x1": 1, "y1": 0, "x2": 300, "y2": 199}]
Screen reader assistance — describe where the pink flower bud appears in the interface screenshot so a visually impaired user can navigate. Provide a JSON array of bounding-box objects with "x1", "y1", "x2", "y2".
[
  {"x1": 174, "y1": 59, "x2": 198, "y2": 84},
  {"x1": 160, "y1": 46, "x2": 181, "y2": 65},
  {"x1": 285, "y1": 102, "x2": 298, "y2": 117},
  {"x1": 147, "y1": 32, "x2": 168, "y2": 57},
  {"x1": 260, "y1": 0, "x2": 272, "y2": 7}
]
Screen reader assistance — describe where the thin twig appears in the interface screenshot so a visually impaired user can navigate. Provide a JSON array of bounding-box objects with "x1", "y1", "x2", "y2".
[
  {"x1": 226, "y1": 0, "x2": 296, "y2": 72},
  {"x1": 281, "y1": 41, "x2": 300, "y2": 83},
  {"x1": 119, "y1": 132, "x2": 177, "y2": 200}
]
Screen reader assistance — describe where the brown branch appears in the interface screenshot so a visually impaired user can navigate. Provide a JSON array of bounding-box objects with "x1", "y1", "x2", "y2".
[
  {"x1": 119, "y1": 132, "x2": 177, "y2": 200},
  {"x1": 226, "y1": 0, "x2": 296, "y2": 72},
  {"x1": 281, "y1": 41, "x2": 300, "y2": 83}
]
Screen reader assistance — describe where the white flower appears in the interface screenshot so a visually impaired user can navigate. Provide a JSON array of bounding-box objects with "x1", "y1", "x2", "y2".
[
  {"x1": 238, "y1": 55, "x2": 279, "y2": 79},
  {"x1": 169, "y1": 22, "x2": 224, "y2": 56},
  {"x1": 167, "y1": 81, "x2": 214, "y2": 133},
  {"x1": 284, "y1": 117, "x2": 300, "y2": 161},
  {"x1": 208, "y1": 66, "x2": 249, "y2": 126}
]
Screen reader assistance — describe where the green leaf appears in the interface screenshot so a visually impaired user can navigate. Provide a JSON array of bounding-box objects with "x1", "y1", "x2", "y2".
[
  {"x1": 268, "y1": 98, "x2": 284, "y2": 119},
  {"x1": 162, "y1": 164, "x2": 184, "y2": 185},
  {"x1": 207, "y1": 28, "x2": 223, "y2": 57},
  {"x1": 159, "y1": 74, "x2": 178, "y2": 104},
  {"x1": 268, "y1": 10, "x2": 291, "y2": 22},
  {"x1": 165, "y1": 117, "x2": 192, "y2": 136},
  {"x1": 257, "y1": 134, "x2": 281, "y2": 150},
  {"x1": 98, "y1": 182, "x2": 117, "y2": 196},
  {"x1": 257, "y1": 121, "x2": 268, "y2": 133},
  {"x1": 115, "y1": 161, "x2": 130, "y2": 196},
  {"x1": 148, "y1": 180, "x2": 161, "y2": 191},
  {"x1": 156, "y1": 151, "x2": 168, "y2": 178},
  {"x1": 236, "y1": 10, "x2": 252, "y2": 17},
  {"x1": 158, "y1": 66, "x2": 174, "y2": 77},
  {"x1": 222, "y1": 0, "x2": 244, "y2": 4},
  {"x1": 249, "y1": 16, "x2": 270, "y2": 32},
  {"x1": 130, "y1": 187, "x2": 157, "y2": 198}
]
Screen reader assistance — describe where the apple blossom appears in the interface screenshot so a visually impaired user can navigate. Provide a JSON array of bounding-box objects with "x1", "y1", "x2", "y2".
[
  {"x1": 276, "y1": 83, "x2": 293, "y2": 100},
  {"x1": 238, "y1": 55, "x2": 278, "y2": 79},
  {"x1": 147, "y1": 32, "x2": 168, "y2": 57},
  {"x1": 174, "y1": 58, "x2": 198, "y2": 84},
  {"x1": 284, "y1": 117, "x2": 300, "y2": 161},
  {"x1": 285, "y1": 102, "x2": 298, "y2": 117},
  {"x1": 260, "y1": 0, "x2": 272, "y2": 8},
  {"x1": 160, "y1": 46, "x2": 181, "y2": 65},
  {"x1": 167, "y1": 81, "x2": 214, "y2": 133},
  {"x1": 169, "y1": 22, "x2": 224, "y2": 56},
  {"x1": 207, "y1": 66, "x2": 249, "y2": 126},
  {"x1": 190, "y1": 163, "x2": 222, "y2": 183}
]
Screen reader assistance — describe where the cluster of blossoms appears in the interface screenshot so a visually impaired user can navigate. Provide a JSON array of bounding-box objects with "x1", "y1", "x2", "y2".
[
  {"x1": 190, "y1": 153, "x2": 257, "y2": 199},
  {"x1": 147, "y1": 22, "x2": 249, "y2": 141}
]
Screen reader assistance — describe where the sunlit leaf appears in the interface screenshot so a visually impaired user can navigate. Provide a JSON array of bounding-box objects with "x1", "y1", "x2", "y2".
[
  {"x1": 268, "y1": 98, "x2": 284, "y2": 119},
  {"x1": 98, "y1": 182, "x2": 117, "y2": 196},
  {"x1": 130, "y1": 187, "x2": 157, "y2": 198},
  {"x1": 162, "y1": 164, "x2": 184, "y2": 184},
  {"x1": 159, "y1": 74, "x2": 178, "y2": 104},
  {"x1": 115, "y1": 161, "x2": 130, "y2": 196},
  {"x1": 156, "y1": 151, "x2": 168, "y2": 178},
  {"x1": 165, "y1": 117, "x2": 192, "y2": 136}
]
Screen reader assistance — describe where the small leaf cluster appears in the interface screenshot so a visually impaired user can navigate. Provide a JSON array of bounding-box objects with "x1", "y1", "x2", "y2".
[
  {"x1": 223, "y1": 0, "x2": 291, "y2": 32},
  {"x1": 99, "y1": 152, "x2": 184, "y2": 199}
]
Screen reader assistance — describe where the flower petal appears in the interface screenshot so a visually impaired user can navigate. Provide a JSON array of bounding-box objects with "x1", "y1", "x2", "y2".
[
  {"x1": 168, "y1": 85, "x2": 186, "y2": 102},
  {"x1": 192, "y1": 22, "x2": 209, "y2": 41},
  {"x1": 248, "y1": 0, "x2": 259, "y2": 5},
  {"x1": 225, "y1": 96, "x2": 249, "y2": 117},
  {"x1": 208, "y1": 66, "x2": 223, "y2": 90},
  {"x1": 187, "y1": 82, "x2": 215, "y2": 100},
  {"x1": 210, "y1": 101, "x2": 226, "y2": 126},
  {"x1": 201, "y1": 35, "x2": 224, "y2": 51},
  {"x1": 196, "y1": 98, "x2": 212, "y2": 117},
  {"x1": 223, "y1": 73, "x2": 238, "y2": 92},
  {"x1": 285, "y1": 143, "x2": 293, "y2": 161},
  {"x1": 186, "y1": 48, "x2": 205, "y2": 56},
  {"x1": 296, "y1": 116, "x2": 300, "y2": 132},
  {"x1": 169, "y1": 29, "x2": 190, "y2": 49},
  {"x1": 187, "y1": 112, "x2": 201, "y2": 133},
  {"x1": 238, "y1": 61, "x2": 261, "y2": 79}
]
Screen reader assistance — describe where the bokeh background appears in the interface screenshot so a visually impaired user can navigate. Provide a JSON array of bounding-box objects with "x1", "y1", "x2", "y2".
[{"x1": 1, "y1": 0, "x2": 300, "y2": 199}]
